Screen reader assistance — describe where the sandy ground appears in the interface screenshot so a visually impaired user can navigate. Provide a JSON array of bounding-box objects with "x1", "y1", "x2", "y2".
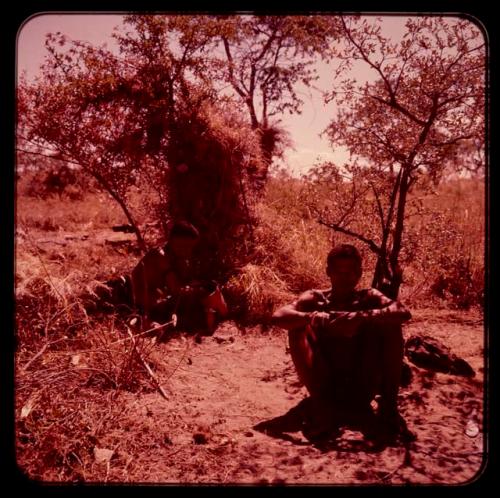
[
  {"x1": 87, "y1": 311, "x2": 484, "y2": 485},
  {"x1": 15, "y1": 229, "x2": 485, "y2": 485}
]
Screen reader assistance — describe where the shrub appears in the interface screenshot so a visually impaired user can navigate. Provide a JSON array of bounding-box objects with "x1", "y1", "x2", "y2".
[
  {"x1": 164, "y1": 100, "x2": 265, "y2": 281},
  {"x1": 19, "y1": 164, "x2": 95, "y2": 200},
  {"x1": 430, "y1": 255, "x2": 484, "y2": 309}
]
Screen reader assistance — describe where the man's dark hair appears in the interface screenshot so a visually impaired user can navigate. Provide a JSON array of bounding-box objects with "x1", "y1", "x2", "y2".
[
  {"x1": 327, "y1": 244, "x2": 362, "y2": 271},
  {"x1": 169, "y1": 221, "x2": 200, "y2": 240}
]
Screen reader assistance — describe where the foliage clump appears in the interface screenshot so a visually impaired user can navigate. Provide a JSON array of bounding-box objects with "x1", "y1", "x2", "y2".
[{"x1": 164, "y1": 99, "x2": 266, "y2": 280}]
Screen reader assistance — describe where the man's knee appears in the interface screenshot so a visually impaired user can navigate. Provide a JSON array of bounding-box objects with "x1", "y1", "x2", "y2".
[
  {"x1": 288, "y1": 326, "x2": 325, "y2": 395},
  {"x1": 382, "y1": 324, "x2": 404, "y2": 352},
  {"x1": 288, "y1": 326, "x2": 317, "y2": 363},
  {"x1": 202, "y1": 285, "x2": 228, "y2": 317},
  {"x1": 363, "y1": 322, "x2": 402, "y2": 342}
]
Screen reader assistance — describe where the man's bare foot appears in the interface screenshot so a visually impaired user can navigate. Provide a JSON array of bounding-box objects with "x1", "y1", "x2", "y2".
[
  {"x1": 301, "y1": 397, "x2": 340, "y2": 443},
  {"x1": 366, "y1": 409, "x2": 416, "y2": 447}
]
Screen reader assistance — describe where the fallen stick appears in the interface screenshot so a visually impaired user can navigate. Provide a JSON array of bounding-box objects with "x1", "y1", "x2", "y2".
[
  {"x1": 126, "y1": 326, "x2": 169, "y2": 400},
  {"x1": 22, "y1": 338, "x2": 66, "y2": 372},
  {"x1": 129, "y1": 315, "x2": 176, "y2": 341}
]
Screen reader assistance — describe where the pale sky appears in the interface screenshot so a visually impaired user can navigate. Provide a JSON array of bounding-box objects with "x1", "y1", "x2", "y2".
[{"x1": 17, "y1": 13, "x2": 411, "y2": 175}]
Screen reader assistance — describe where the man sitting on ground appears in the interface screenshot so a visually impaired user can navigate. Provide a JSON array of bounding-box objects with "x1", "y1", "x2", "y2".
[
  {"x1": 272, "y1": 244, "x2": 413, "y2": 444},
  {"x1": 130, "y1": 221, "x2": 228, "y2": 334}
]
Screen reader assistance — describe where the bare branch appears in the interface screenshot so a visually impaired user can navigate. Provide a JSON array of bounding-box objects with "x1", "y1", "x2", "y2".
[
  {"x1": 126, "y1": 326, "x2": 169, "y2": 400},
  {"x1": 370, "y1": 180, "x2": 386, "y2": 234},
  {"x1": 368, "y1": 93, "x2": 427, "y2": 127},
  {"x1": 222, "y1": 36, "x2": 247, "y2": 98},
  {"x1": 313, "y1": 207, "x2": 381, "y2": 255},
  {"x1": 254, "y1": 24, "x2": 279, "y2": 63},
  {"x1": 16, "y1": 148, "x2": 82, "y2": 168}
]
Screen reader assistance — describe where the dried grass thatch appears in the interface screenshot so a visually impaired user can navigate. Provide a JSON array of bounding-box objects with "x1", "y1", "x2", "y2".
[
  {"x1": 165, "y1": 100, "x2": 266, "y2": 280},
  {"x1": 224, "y1": 263, "x2": 293, "y2": 323}
]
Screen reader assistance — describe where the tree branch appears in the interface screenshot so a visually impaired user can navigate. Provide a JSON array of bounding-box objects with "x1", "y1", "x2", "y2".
[
  {"x1": 368, "y1": 94, "x2": 427, "y2": 127},
  {"x1": 316, "y1": 217, "x2": 381, "y2": 255},
  {"x1": 428, "y1": 134, "x2": 474, "y2": 147},
  {"x1": 254, "y1": 24, "x2": 279, "y2": 63},
  {"x1": 370, "y1": 180, "x2": 386, "y2": 234},
  {"x1": 340, "y1": 18, "x2": 390, "y2": 91},
  {"x1": 16, "y1": 147, "x2": 82, "y2": 168},
  {"x1": 16, "y1": 147, "x2": 146, "y2": 252},
  {"x1": 222, "y1": 36, "x2": 247, "y2": 98}
]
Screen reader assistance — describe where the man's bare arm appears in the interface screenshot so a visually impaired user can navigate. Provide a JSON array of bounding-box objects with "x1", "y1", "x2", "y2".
[
  {"x1": 312, "y1": 289, "x2": 411, "y2": 335},
  {"x1": 271, "y1": 290, "x2": 326, "y2": 330},
  {"x1": 356, "y1": 298, "x2": 411, "y2": 324},
  {"x1": 272, "y1": 304, "x2": 312, "y2": 330}
]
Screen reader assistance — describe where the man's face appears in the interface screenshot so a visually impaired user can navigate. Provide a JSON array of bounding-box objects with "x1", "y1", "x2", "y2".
[
  {"x1": 170, "y1": 236, "x2": 198, "y2": 258},
  {"x1": 327, "y1": 258, "x2": 361, "y2": 295}
]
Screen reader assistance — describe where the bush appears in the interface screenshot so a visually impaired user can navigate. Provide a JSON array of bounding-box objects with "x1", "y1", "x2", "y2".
[
  {"x1": 430, "y1": 255, "x2": 483, "y2": 309},
  {"x1": 164, "y1": 100, "x2": 266, "y2": 282},
  {"x1": 19, "y1": 164, "x2": 95, "y2": 200},
  {"x1": 248, "y1": 174, "x2": 484, "y2": 311}
]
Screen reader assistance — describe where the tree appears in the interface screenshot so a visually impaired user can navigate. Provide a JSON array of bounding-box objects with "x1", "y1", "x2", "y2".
[
  {"x1": 204, "y1": 15, "x2": 341, "y2": 187},
  {"x1": 18, "y1": 14, "x2": 344, "y2": 279},
  {"x1": 313, "y1": 15, "x2": 485, "y2": 297},
  {"x1": 17, "y1": 15, "x2": 268, "y2": 279},
  {"x1": 17, "y1": 16, "x2": 223, "y2": 251}
]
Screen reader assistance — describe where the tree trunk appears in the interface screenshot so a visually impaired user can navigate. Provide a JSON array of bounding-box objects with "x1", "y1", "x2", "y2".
[
  {"x1": 372, "y1": 169, "x2": 402, "y2": 292},
  {"x1": 387, "y1": 168, "x2": 411, "y2": 298},
  {"x1": 90, "y1": 168, "x2": 147, "y2": 253},
  {"x1": 372, "y1": 250, "x2": 388, "y2": 289},
  {"x1": 111, "y1": 192, "x2": 147, "y2": 253}
]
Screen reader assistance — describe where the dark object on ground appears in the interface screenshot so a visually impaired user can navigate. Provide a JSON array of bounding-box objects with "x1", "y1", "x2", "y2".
[
  {"x1": 112, "y1": 224, "x2": 135, "y2": 233},
  {"x1": 193, "y1": 433, "x2": 208, "y2": 445},
  {"x1": 98, "y1": 275, "x2": 133, "y2": 307},
  {"x1": 405, "y1": 335, "x2": 475, "y2": 377}
]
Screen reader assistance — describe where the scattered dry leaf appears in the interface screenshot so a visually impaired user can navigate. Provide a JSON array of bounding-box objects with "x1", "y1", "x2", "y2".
[
  {"x1": 93, "y1": 447, "x2": 114, "y2": 464},
  {"x1": 20, "y1": 399, "x2": 34, "y2": 419}
]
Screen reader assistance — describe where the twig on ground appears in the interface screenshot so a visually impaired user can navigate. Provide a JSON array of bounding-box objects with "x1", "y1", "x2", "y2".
[
  {"x1": 22, "y1": 338, "x2": 67, "y2": 372},
  {"x1": 163, "y1": 338, "x2": 191, "y2": 383},
  {"x1": 74, "y1": 367, "x2": 119, "y2": 388},
  {"x1": 126, "y1": 326, "x2": 169, "y2": 400}
]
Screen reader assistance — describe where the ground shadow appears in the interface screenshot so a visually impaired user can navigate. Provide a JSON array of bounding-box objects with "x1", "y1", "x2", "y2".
[
  {"x1": 253, "y1": 397, "x2": 391, "y2": 453},
  {"x1": 253, "y1": 398, "x2": 311, "y2": 446}
]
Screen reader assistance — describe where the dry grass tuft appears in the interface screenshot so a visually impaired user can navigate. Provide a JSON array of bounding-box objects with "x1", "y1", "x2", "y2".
[
  {"x1": 254, "y1": 203, "x2": 331, "y2": 292},
  {"x1": 14, "y1": 199, "x2": 187, "y2": 481},
  {"x1": 225, "y1": 263, "x2": 293, "y2": 323},
  {"x1": 15, "y1": 312, "x2": 165, "y2": 482}
]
